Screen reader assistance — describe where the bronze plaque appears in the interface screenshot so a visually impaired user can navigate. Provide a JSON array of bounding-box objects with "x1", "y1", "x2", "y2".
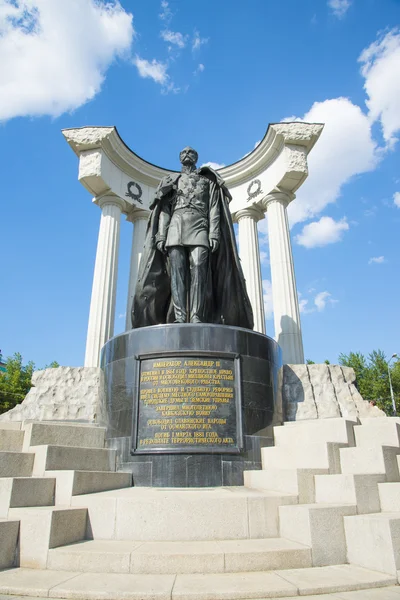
[{"x1": 132, "y1": 355, "x2": 242, "y2": 454}]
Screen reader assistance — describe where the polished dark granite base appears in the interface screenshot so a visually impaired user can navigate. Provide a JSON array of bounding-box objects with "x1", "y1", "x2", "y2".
[{"x1": 101, "y1": 324, "x2": 282, "y2": 487}]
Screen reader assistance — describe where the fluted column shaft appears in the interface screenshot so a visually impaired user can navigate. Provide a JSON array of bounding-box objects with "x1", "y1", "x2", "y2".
[
  {"x1": 235, "y1": 206, "x2": 266, "y2": 334},
  {"x1": 84, "y1": 197, "x2": 124, "y2": 368},
  {"x1": 264, "y1": 192, "x2": 304, "y2": 364},
  {"x1": 125, "y1": 210, "x2": 149, "y2": 330}
]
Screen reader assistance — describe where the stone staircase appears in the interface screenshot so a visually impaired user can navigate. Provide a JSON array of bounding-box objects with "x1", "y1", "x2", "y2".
[{"x1": 1, "y1": 418, "x2": 400, "y2": 598}]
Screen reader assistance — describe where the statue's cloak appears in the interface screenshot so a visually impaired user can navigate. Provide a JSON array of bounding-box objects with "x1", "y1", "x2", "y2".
[{"x1": 131, "y1": 167, "x2": 254, "y2": 330}]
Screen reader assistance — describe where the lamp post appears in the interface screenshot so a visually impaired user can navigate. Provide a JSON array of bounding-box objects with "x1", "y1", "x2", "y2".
[{"x1": 388, "y1": 353, "x2": 398, "y2": 416}]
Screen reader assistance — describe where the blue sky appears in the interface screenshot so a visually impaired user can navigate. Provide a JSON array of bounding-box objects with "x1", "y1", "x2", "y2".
[{"x1": 0, "y1": 0, "x2": 399, "y2": 368}]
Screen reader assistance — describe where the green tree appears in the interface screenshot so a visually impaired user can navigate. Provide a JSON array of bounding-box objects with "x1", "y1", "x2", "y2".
[
  {"x1": 0, "y1": 353, "x2": 35, "y2": 413},
  {"x1": 339, "y1": 350, "x2": 400, "y2": 414},
  {"x1": 0, "y1": 353, "x2": 60, "y2": 414}
]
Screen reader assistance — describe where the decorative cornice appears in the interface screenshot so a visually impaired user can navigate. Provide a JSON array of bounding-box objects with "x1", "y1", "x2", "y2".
[{"x1": 63, "y1": 122, "x2": 324, "y2": 191}]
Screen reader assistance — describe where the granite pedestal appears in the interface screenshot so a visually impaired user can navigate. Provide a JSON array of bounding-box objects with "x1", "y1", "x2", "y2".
[{"x1": 101, "y1": 324, "x2": 282, "y2": 487}]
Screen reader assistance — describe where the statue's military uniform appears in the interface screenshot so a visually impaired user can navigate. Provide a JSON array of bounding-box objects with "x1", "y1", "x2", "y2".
[{"x1": 156, "y1": 171, "x2": 220, "y2": 323}]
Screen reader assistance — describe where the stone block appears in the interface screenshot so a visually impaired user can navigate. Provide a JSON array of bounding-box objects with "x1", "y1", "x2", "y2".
[
  {"x1": 22, "y1": 422, "x2": 106, "y2": 451},
  {"x1": 309, "y1": 364, "x2": 341, "y2": 418},
  {"x1": 30, "y1": 445, "x2": 117, "y2": 476},
  {"x1": 315, "y1": 473, "x2": 385, "y2": 514},
  {"x1": 340, "y1": 446, "x2": 400, "y2": 480},
  {"x1": 0, "y1": 451, "x2": 34, "y2": 477},
  {"x1": 131, "y1": 541, "x2": 224, "y2": 574},
  {"x1": 354, "y1": 420, "x2": 400, "y2": 448},
  {"x1": 172, "y1": 571, "x2": 297, "y2": 600},
  {"x1": 275, "y1": 564, "x2": 396, "y2": 596},
  {"x1": 0, "y1": 568, "x2": 80, "y2": 597},
  {"x1": 283, "y1": 364, "x2": 317, "y2": 420},
  {"x1": 218, "y1": 537, "x2": 312, "y2": 572},
  {"x1": 0, "y1": 429, "x2": 24, "y2": 451},
  {"x1": 50, "y1": 572, "x2": 175, "y2": 600},
  {"x1": 0, "y1": 422, "x2": 22, "y2": 430},
  {"x1": 244, "y1": 467, "x2": 328, "y2": 503},
  {"x1": 8, "y1": 506, "x2": 87, "y2": 569},
  {"x1": 274, "y1": 417, "x2": 356, "y2": 446},
  {"x1": 48, "y1": 540, "x2": 137, "y2": 574},
  {"x1": 0, "y1": 366, "x2": 106, "y2": 424},
  {"x1": 283, "y1": 363, "x2": 385, "y2": 422},
  {"x1": 345, "y1": 513, "x2": 400, "y2": 575},
  {"x1": 0, "y1": 520, "x2": 19, "y2": 569},
  {"x1": 0, "y1": 477, "x2": 55, "y2": 517},
  {"x1": 261, "y1": 441, "x2": 345, "y2": 472},
  {"x1": 45, "y1": 470, "x2": 132, "y2": 505},
  {"x1": 378, "y1": 482, "x2": 400, "y2": 512},
  {"x1": 279, "y1": 503, "x2": 357, "y2": 566}
]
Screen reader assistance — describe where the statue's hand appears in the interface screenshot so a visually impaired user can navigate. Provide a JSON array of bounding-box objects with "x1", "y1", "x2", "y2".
[
  {"x1": 156, "y1": 240, "x2": 167, "y2": 254},
  {"x1": 209, "y1": 238, "x2": 219, "y2": 253}
]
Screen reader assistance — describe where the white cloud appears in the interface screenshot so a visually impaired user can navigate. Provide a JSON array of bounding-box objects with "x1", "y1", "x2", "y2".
[
  {"x1": 359, "y1": 28, "x2": 400, "y2": 146},
  {"x1": 260, "y1": 251, "x2": 269, "y2": 265},
  {"x1": 0, "y1": 0, "x2": 134, "y2": 122},
  {"x1": 159, "y1": 0, "x2": 172, "y2": 23},
  {"x1": 133, "y1": 56, "x2": 168, "y2": 85},
  {"x1": 194, "y1": 63, "x2": 205, "y2": 75},
  {"x1": 118, "y1": 312, "x2": 126, "y2": 319},
  {"x1": 262, "y1": 280, "x2": 274, "y2": 321},
  {"x1": 295, "y1": 216, "x2": 349, "y2": 248},
  {"x1": 328, "y1": 0, "x2": 351, "y2": 18},
  {"x1": 368, "y1": 256, "x2": 386, "y2": 264},
  {"x1": 200, "y1": 161, "x2": 225, "y2": 170},
  {"x1": 299, "y1": 297, "x2": 311, "y2": 314},
  {"x1": 394, "y1": 192, "x2": 400, "y2": 208},
  {"x1": 288, "y1": 98, "x2": 378, "y2": 226},
  {"x1": 192, "y1": 30, "x2": 208, "y2": 51},
  {"x1": 314, "y1": 291, "x2": 337, "y2": 311},
  {"x1": 161, "y1": 29, "x2": 188, "y2": 49}
]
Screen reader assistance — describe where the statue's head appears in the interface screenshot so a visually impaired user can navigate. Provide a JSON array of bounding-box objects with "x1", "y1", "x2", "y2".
[{"x1": 179, "y1": 146, "x2": 198, "y2": 167}]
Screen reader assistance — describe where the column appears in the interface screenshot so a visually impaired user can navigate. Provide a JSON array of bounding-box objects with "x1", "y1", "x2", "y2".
[
  {"x1": 84, "y1": 196, "x2": 125, "y2": 368},
  {"x1": 125, "y1": 209, "x2": 149, "y2": 330},
  {"x1": 263, "y1": 192, "x2": 304, "y2": 364},
  {"x1": 235, "y1": 206, "x2": 266, "y2": 334}
]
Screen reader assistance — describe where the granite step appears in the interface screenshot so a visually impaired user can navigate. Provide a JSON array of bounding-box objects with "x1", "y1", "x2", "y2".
[
  {"x1": 261, "y1": 442, "x2": 346, "y2": 472},
  {"x1": 8, "y1": 506, "x2": 88, "y2": 569},
  {"x1": 0, "y1": 451, "x2": 34, "y2": 478},
  {"x1": 0, "y1": 422, "x2": 22, "y2": 430},
  {"x1": 274, "y1": 418, "x2": 356, "y2": 447},
  {"x1": 69, "y1": 486, "x2": 298, "y2": 541},
  {"x1": 0, "y1": 477, "x2": 56, "y2": 517},
  {"x1": 344, "y1": 512, "x2": 400, "y2": 575},
  {"x1": 0, "y1": 429, "x2": 24, "y2": 452},
  {"x1": 279, "y1": 502, "x2": 357, "y2": 566},
  {"x1": 22, "y1": 422, "x2": 106, "y2": 451},
  {"x1": 47, "y1": 537, "x2": 312, "y2": 574},
  {"x1": 244, "y1": 467, "x2": 328, "y2": 503},
  {"x1": 0, "y1": 519, "x2": 19, "y2": 569},
  {"x1": 45, "y1": 470, "x2": 132, "y2": 504},
  {"x1": 340, "y1": 445, "x2": 400, "y2": 480},
  {"x1": 314, "y1": 473, "x2": 385, "y2": 514},
  {"x1": 29, "y1": 445, "x2": 117, "y2": 476},
  {"x1": 0, "y1": 565, "x2": 395, "y2": 599}
]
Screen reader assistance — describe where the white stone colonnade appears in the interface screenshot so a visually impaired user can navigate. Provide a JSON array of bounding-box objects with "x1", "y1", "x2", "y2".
[{"x1": 63, "y1": 122, "x2": 323, "y2": 368}]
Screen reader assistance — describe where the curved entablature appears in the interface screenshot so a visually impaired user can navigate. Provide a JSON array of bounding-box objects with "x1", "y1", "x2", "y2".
[{"x1": 62, "y1": 122, "x2": 323, "y2": 216}]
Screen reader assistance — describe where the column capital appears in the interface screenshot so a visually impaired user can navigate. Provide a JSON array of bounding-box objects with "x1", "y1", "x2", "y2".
[
  {"x1": 262, "y1": 190, "x2": 295, "y2": 210},
  {"x1": 97, "y1": 195, "x2": 125, "y2": 212},
  {"x1": 233, "y1": 205, "x2": 265, "y2": 223},
  {"x1": 126, "y1": 208, "x2": 149, "y2": 224}
]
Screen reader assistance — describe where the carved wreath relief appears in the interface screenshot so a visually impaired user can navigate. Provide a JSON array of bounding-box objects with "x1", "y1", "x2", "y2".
[
  {"x1": 126, "y1": 181, "x2": 143, "y2": 204},
  {"x1": 246, "y1": 179, "x2": 262, "y2": 202}
]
